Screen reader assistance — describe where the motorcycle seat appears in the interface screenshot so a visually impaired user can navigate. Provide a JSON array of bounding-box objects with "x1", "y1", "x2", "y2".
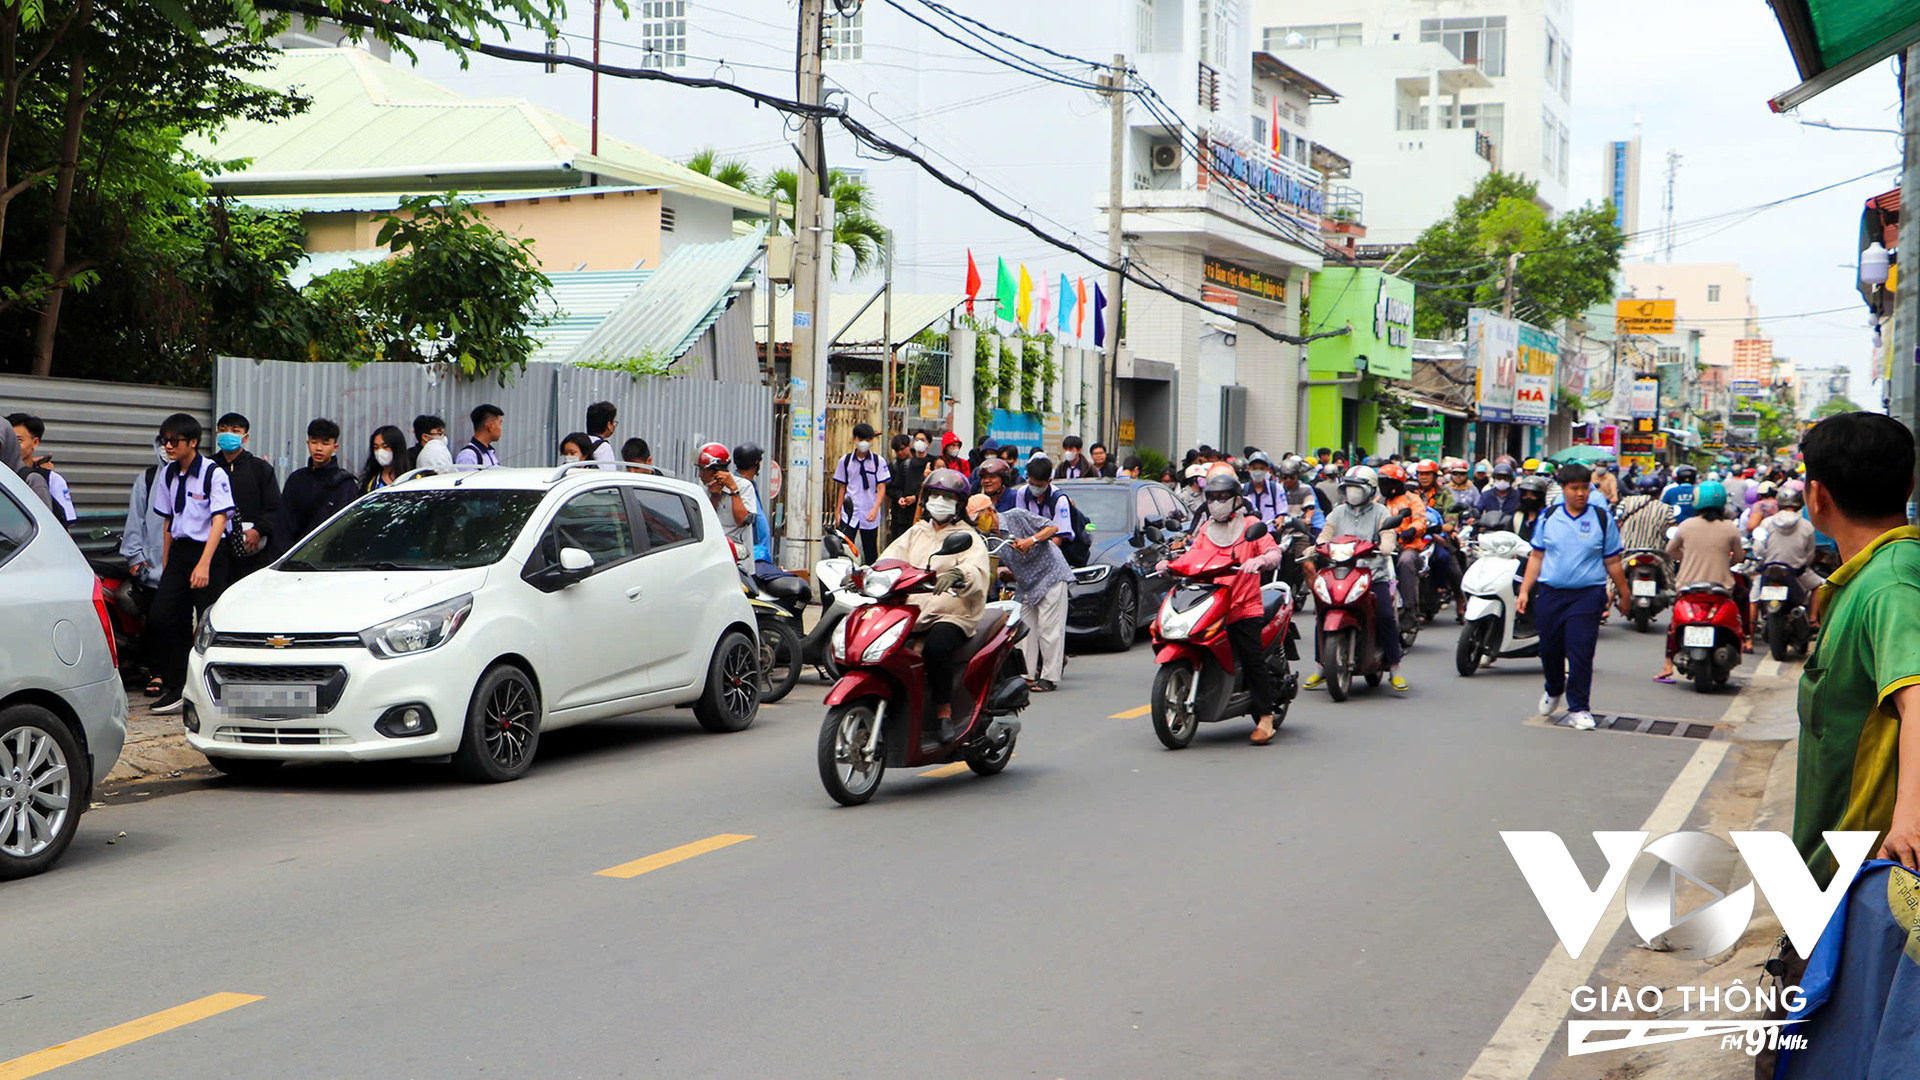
[
  {"x1": 1260, "y1": 584, "x2": 1291, "y2": 622},
  {"x1": 757, "y1": 573, "x2": 811, "y2": 603},
  {"x1": 952, "y1": 607, "x2": 1010, "y2": 667},
  {"x1": 1678, "y1": 582, "x2": 1733, "y2": 596}
]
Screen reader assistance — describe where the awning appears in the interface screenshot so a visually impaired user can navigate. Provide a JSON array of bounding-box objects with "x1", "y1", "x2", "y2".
[
  {"x1": 1768, "y1": 0, "x2": 1920, "y2": 111},
  {"x1": 1401, "y1": 394, "x2": 1468, "y2": 419}
]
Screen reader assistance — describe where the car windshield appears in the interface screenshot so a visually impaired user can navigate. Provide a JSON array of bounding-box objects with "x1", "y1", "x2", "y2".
[
  {"x1": 281, "y1": 489, "x2": 546, "y2": 571},
  {"x1": 1058, "y1": 487, "x2": 1131, "y2": 535}
]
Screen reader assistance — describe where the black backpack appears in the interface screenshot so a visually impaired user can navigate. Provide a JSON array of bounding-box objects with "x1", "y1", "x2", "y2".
[{"x1": 1039, "y1": 489, "x2": 1093, "y2": 568}]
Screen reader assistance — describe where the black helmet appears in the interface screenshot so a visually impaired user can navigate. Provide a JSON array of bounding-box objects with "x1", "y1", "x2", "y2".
[
  {"x1": 1676, "y1": 464, "x2": 1698, "y2": 482},
  {"x1": 1203, "y1": 470, "x2": 1241, "y2": 496},
  {"x1": 1517, "y1": 475, "x2": 1549, "y2": 496},
  {"x1": 732, "y1": 442, "x2": 764, "y2": 471}
]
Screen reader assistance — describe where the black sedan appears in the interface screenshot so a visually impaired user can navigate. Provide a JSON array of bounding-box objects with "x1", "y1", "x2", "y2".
[{"x1": 1053, "y1": 478, "x2": 1187, "y2": 650}]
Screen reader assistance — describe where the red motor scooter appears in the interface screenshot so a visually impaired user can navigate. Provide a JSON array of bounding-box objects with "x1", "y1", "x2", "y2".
[
  {"x1": 817, "y1": 531, "x2": 1030, "y2": 805},
  {"x1": 1147, "y1": 520, "x2": 1300, "y2": 749},
  {"x1": 1670, "y1": 578, "x2": 1747, "y2": 694},
  {"x1": 1310, "y1": 511, "x2": 1408, "y2": 702},
  {"x1": 87, "y1": 554, "x2": 147, "y2": 687}
]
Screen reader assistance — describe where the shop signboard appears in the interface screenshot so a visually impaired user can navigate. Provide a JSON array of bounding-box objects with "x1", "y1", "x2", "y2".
[
  {"x1": 1469, "y1": 309, "x2": 1520, "y2": 422},
  {"x1": 1729, "y1": 411, "x2": 1761, "y2": 446},
  {"x1": 1732, "y1": 339, "x2": 1772, "y2": 397},
  {"x1": 1307, "y1": 268, "x2": 1413, "y2": 379},
  {"x1": 1620, "y1": 427, "x2": 1658, "y2": 473},
  {"x1": 1401, "y1": 419, "x2": 1444, "y2": 460},
  {"x1": 1616, "y1": 298, "x2": 1676, "y2": 335},
  {"x1": 1514, "y1": 323, "x2": 1558, "y2": 426},
  {"x1": 1629, "y1": 378, "x2": 1660, "y2": 419},
  {"x1": 918, "y1": 385, "x2": 943, "y2": 420}
]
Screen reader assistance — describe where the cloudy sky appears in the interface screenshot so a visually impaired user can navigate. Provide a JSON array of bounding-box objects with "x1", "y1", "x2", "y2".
[{"x1": 1568, "y1": 0, "x2": 1897, "y2": 405}]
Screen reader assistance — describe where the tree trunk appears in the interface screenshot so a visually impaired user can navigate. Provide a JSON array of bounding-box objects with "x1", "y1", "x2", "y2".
[{"x1": 31, "y1": 8, "x2": 90, "y2": 379}]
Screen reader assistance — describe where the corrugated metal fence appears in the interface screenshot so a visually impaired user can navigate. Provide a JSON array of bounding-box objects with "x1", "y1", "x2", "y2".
[
  {"x1": 214, "y1": 358, "x2": 774, "y2": 483},
  {"x1": 0, "y1": 373, "x2": 212, "y2": 518}
]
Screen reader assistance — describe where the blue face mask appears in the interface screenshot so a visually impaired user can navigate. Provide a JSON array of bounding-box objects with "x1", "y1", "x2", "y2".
[{"x1": 215, "y1": 432, "x2": 243, "y2": 453}]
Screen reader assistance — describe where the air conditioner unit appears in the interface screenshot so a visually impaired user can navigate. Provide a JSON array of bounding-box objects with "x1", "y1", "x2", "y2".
[{"x1": 1150, "y1": 142, "x2": 1181, "y2": 172}]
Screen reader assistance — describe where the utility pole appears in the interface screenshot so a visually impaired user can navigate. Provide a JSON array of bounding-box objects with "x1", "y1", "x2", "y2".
[
  {"x1": 785, "y1": 0, "x2": 829, "y2": 569},
  {"x1": 1661, "y1": 151, "x2": 1681, "y2": 263},
  {"x1": 1101, "y1": 54, "x2": 1127, "y2": 449},
  {"x1": 590, "y1": 0, "x2": 602, "y2": 155},
  {"x1": 1501, "y1": 252, "x2": 1522, "y2": 319},
  {"x1": 881, "y1": 230, "x2": 895, "y2": 438},
  {"x1": 1896, "y1": 45, "x2": 1920, "y2": 517}
]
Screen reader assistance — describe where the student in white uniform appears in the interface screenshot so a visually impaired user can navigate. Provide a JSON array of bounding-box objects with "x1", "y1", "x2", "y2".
[
  {"x1": 147, "y1": 413, "x2": 235, "y2": 713},
  {"x1": 586, "y1": 400, "x2": 621, "y2": 470}
]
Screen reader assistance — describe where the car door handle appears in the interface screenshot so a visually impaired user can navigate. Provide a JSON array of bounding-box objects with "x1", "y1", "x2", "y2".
[{"x1": 626, "y1": 586, "x2": 644, "y2": 601}]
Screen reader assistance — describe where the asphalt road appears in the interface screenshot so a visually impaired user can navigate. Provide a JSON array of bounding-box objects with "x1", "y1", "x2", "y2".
[{"x1": 2, "y1": 606, "x2": 1757, "y2": 1079}]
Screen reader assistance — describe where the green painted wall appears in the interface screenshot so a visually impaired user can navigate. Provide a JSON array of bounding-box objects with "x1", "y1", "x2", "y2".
[
  {"x1": 1306, "y1": 267, "x2": 1415, "y2": 379},
  {"x1": 1307, "y1": 385, "x2": 1345, "y2": 452}
]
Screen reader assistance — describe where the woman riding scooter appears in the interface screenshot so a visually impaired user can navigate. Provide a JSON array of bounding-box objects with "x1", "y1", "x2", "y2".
[
  {"x1": 878, "y1": 468, "x2": 992, "y2": 737},
  {"x1": 1655, "y1": 480, "x2": 1746, "y2": 683},
  {"x1": 1160, "y1": 470, "x2": 1285, "y2": 743},
  {"x1": 1303, "y1": 465, "x2": 1409, "y2": 693}
]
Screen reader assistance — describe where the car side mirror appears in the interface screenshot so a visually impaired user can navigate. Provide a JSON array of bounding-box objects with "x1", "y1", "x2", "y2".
[
  {"x1": 528, "y1": 546, "x2": 594, "y2": 592},
  {"x1": 560, "y1": 547, "x2": 593, "y2": 572},
  {"x1": 937, "y1": 531, "x2": 974, "y2": 556},
  {"x1": 1242, "y1": 520, "x2": 1269, "y2": 542}
]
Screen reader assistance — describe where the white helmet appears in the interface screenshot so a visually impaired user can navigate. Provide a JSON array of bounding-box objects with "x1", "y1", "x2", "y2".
[{"x1": 1340, "y1": 464, "x2": 1378, "y2": 493}]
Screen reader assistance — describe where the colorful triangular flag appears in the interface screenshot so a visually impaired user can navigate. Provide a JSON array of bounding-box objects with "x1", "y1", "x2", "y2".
[
  {"x1": 994, "y1": 258, "x2": 1015, "y2": 324},
  {"x1": 1016, "y1": 264, "x2": 1034, "y2": 331},
  {"x1": 1093, "y1": 283, "x2": 1109, "y2": 348},
  {"x1": 965, "y1": 250, "x2": 981, "y2": 316},
  {"x1": 1075, "y1": 277, "x2": 1088, "y2": 339},
  {"x1": 1038, "y1": 274, "x2": 1053, "y2": 334},
  {"x1": 1057, "y1": 273, "x2": 1075, "y2": 335}
]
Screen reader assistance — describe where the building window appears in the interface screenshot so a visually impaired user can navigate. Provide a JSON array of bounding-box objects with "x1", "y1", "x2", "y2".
[
  {"x1": 1262, "y1": 22, "x2": 1361, "y2": 50},
  {"x1": 1558, "y1": 122, "x2": 1569, "y2": 184},
  {"x1": 826, "y1": 9, "x2": 863, "y2": 61},
  {"x1": 1252, "y1": 87, "x2": 1267, "y2": 108},
  {"x1": 640, "y1": 0, "x2": 686, "y2": 69},
  {"x1": 1439, "y1": 102, "x2": 1504, "y2": 154},
  {"x1": 1561, "y1": 45, "x2": 1572, "y2": 97},
  {"x1": 1136, "y1": 0, "x2": 1154, "y2": 54},
  {"x1": 1295, "y1": 137, "x2": 1309, "y2": 165},
  {"x1": 1708, "y1": 284, "x2": 1722, "y2": 302},
  {"x1": 1541, "y1": 111, "x2": 1556, "y2": 176},
  {"x1": 1657, "y1": 346, "x2": 1683, "y2": 365},
  {"x1": 1420, "y1": 16, "x2": 1506, "y2": 77},
  {"x1": 1545, "y1": 24, "x2": 1559, "y2": 84},
  {"x1": 1252, "y1": 115, "x2": 1268, "y2": 148},
  {"x1": 660, "y1": 205, "x2": 676, "y2": 232}
]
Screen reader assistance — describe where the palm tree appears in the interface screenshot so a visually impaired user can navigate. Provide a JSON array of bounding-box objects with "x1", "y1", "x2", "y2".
[
  {"x1": 683, "y1": 147, "x2": 755, "y2": 191},
  {"x1": 762, "y1": 167, "x2": 890, "y2": 279}
]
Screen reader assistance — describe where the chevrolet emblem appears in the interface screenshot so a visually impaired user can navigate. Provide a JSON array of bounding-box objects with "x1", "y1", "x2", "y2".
[{"x1": 265, "y1": 635, "x2": 293, "y2": 649}]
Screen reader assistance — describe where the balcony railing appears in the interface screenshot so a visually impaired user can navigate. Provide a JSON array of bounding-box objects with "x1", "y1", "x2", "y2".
[
  {"x1": 1475, "y1": 131, "x2": 1496, "y2": 164},
  {"x1": 1323, "y1": 185, "x2": 1364, "y2": 226}
]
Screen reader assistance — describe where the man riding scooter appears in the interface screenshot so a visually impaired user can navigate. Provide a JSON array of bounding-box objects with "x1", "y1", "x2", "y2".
[
  {"x1": 1414, "y1": 459, "x2": 1468, "y2": 620},
  {"x1": 1376, "y1": 464, "x2": 1430, "y2": 629},
  {"x1": 1748, "y1": 486, "x2": 1823, "y2": 648},
  {"x1": 1303, "y1": 465, "x2": 1408, "y2": 692}
]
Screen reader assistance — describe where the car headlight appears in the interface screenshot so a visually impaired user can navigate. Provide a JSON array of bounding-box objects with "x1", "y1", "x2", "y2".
[
  {"x1": 1073, "y1": 564, "x2": 1111, "y2": 584},
  {"x1": 860, "y1": 567, "x2": 901, "y2": 599},
  {"x1": 193, "y1": 616, "x2": 216, "y2": 656},
  {"x1": 861, "y1": 620, "x2": 910, "y2": 663},
  {"x1": 1158, "y1": 599, "x2": 1211, "y2": 641},
  {"x1": 360, "y1": 594, "x2": 474, "y2": 659},
  {"x1": 1313, "y1": 576, "x2": 1332, "y2": 604},
  {"x1": 830, "y1": 617, "x2": 850, "y2": 663}
]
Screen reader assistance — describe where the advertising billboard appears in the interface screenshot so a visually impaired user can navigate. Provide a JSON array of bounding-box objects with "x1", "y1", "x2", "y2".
[
  {"x1": 1629, "y1": 378, "x2": 1660, "y2": 419},
  {"x1": 1732, "y1": 339, "x2": 1772, "y2": 397},
  {"x1": 1514, "y1": 323, "x2": 1559, "y2": 426},
  {"x1": 1615, "y1": 298, "x2": 1676, "y2": 335},
  {"x1": 1470, "y1": 309, "x2": 1520, "y2": 422}
]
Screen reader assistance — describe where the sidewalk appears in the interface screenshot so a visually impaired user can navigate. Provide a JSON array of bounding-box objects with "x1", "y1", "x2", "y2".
[
  {"x1": 1548, "y1": 657, "x2": 1804, "y2": 1080},
  {"x1": 101, "y1": 698, "x2": 211, "y2": 789}
]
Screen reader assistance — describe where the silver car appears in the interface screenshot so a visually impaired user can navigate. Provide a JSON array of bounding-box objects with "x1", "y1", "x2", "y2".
[{"x1": 0, "y1": 466, "x2": 126, "y2": 879}]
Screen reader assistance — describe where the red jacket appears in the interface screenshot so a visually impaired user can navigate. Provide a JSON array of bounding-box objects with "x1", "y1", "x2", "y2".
[{"x1": 1168, "y1": 518, "x2": 1280, "y2": 622}]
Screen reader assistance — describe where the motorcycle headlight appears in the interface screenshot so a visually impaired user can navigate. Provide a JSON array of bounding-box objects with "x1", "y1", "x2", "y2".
[
  {"x1": 1351, "y1": 570, "x2": 1372, "y2": 594},
  {"x1": 1330, "y1": 542, "x2": 1357, "y2": 564},
  {"x1": 1158, "y1": 599, "x2": 1211, "y2": 641},
  {"x1": 193, "y1": 616, "x2": 216, "y2": 656},
  {"x1": 360, "y1": 595, "x2": 474, "y2": 659},
  {"x1": 1313, "y1": 576, "x2": 1333, "y2": 604},
  {"x1": 860, "y1": 568, "x2": 901, "y2": 599},
  {"x1": 830, "y1": 617, "x2": 850, "y2": 663},
  {"x1": 861, "y1": 620, "x2": 910, "y2": 663}
]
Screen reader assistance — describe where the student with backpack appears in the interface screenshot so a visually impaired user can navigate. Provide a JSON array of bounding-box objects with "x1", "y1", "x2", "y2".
[
  {"x1": 454, "y1": 404, "x2": 504, "y2": 467},
  {"x1": 147, "y1": 413, "x2": 236, "y2": 714},
  {"x1": 586, "y1": 400, "x2": 620, "y2": 470},
  {"x1": 1010, "y1": 457, "x2": 1091, "y2": 567},
  {"x1": 831, "y1": 422, "x2": 890, "y2": 563},
  {"x1": 280, "y1": 418, "x2": 361, "y2": 543},
  {"x1": 7, "y1": 412, "x2": 74, "y2": 522}
]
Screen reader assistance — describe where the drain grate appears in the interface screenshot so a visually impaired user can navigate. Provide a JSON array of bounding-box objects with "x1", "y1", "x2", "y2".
[{"x1": 1569, "y1": 713, "x2": 1719, "y2": 739}]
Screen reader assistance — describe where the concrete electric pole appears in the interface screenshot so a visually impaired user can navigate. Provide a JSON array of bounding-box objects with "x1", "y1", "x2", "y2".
[
  {"x1": 1101, "y1": 54, "x2": 1127, "y2": 449},
  {"x1": 785, "y1": 0, "x2": 829, "y2": 569},
  {"x1": 1895, "y1": 45, "x2": 1920, "y2": 516}
]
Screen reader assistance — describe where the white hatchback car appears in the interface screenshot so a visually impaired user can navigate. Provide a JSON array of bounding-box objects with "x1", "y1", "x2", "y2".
[{"x1": 184, "y1": 465, "x2": 761, "y2": 782}]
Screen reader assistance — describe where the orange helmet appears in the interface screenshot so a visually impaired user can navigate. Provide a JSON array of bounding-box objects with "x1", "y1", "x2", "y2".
[
  {"x1": 1378, "y1": 463, "x2": 1409, "y2": 483},
  {"x1": 1415, "y1": 459, "x2": 1439, "y2": 475}
]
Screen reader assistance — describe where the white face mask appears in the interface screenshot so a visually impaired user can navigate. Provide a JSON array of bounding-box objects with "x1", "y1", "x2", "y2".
[
  {"x1": 1344, "y1": 486, "x2": 1368, "y2": 506},
  {"x1": 1028, "y1": 483, "x2": 1047, "y2": 498},
  {"x1": 374, "y1": 447, "x2": 394, "y2": 467},
  {"x1": 429, "y1": 434, "x2": 446, "y2": 445},
  {"x1": 1207, "y1": 499, "x2": 1235, "y2": 521},
  {"x1": 1064, "y1": 450, "x2": 1078, "y2": 461},
  {"x1": 1250, "y1": 469, "x2": 1269, "y2": 484},
  {"x1": 561, "y1": 453, "x2": 581, "y2": 464},
  {"x1": 855, "y1": 440, "x2": 871, "y2": 454},
  {"x1": 912, "y1": 440, "x2": 928, "y2": 454},
  {"x1": 925, "y1": 495, "x2": 957, "y2": 522},
  {"x1": 1493, "y1": 479, "x2": 1512, "y2": 492}
]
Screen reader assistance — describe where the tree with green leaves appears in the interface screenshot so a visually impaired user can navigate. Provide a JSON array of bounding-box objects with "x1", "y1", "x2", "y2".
[
  {"x1": 305, "y1": 195, "x2": 553, "y2": 382},
  {"x1": 684, "y1": 147, "x2": 754, "y2": 191},
  {"x1": 763, "y1": 166, "x2": 889, "y2": 278},
  {"x1": 1401, "y1": 171, "x2": 1625, "y2": 338},
  {"x1": 1813, "y1": 393, "x2": 1863, "y2": 419}
]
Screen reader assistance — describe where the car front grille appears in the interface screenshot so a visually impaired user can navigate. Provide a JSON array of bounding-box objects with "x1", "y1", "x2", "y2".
[
  {"x1": 211, "y1": 631, "x2": 363, "y2": 649},
  {"x1": 211, "y1": 726, "x2": 352, "y2": 745},
  {"x1": 205, "y1": 664, "x2": 350, "y2": 714}
]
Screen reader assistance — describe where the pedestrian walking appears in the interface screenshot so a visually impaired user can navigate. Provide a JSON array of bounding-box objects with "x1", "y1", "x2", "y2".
[
  {"x1": 410, "y1": 414, "x2": 452, "y2": 472},
  {"x1": 119, "y1": 432, "x2": 171, "y2": 695},
  {"x1": 558, "y1": 431, "x2": 595, "y2": 465},
  {"x1": 280, "y1": 419, "x2": 361, "y2": 542},
  {"x1": 454, "y1": 404, "x2": 503, "y2": 467},
  {"x1": 146, "y1": 413, "x2": 235, "y2": 714},
  {"x1": 7, "y1": 413, "x2": 74, "y2": 522},
  {"x1": 212, "y1": 412, "x2": 281, "y2": 578},
  {"x1": 586, "y1": 400, "x2": 620, "y2": 470},
  {"x1": 974, "y1": 495, "x2": 1073, "y2": 692},
  {"x1": 831, "y1": 422, "x2": 889, "y2": 563},
  {"x1": 361, "y1": 425, "x2": 408, "y2": 492},
  {"x1": 1514, "y1": 464, "x2": 1631, "y2": 730},
  {"x1": 1792, "y1": 412, "x2": 1920, "y2": 884}
]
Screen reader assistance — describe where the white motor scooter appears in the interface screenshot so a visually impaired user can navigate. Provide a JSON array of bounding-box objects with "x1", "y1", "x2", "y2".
[
  {"x1": 1455, "y1": 512, "x2": 1540, "y2": 675},
  {"x1": 795, "y1": 531, "x2": 875, "y2": 680}
]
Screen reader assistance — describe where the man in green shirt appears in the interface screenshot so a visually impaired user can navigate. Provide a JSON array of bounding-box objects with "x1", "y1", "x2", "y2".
[{"x1": 1795, "y1": 411, "x2": 1920, "y2": 887}]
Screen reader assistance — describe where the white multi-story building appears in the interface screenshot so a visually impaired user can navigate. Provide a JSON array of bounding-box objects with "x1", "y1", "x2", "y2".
[
  {"x1": 1253, "y1": 0, "x2": 1573, "y2": 217},
  {"x1": 402, "y1": 0, "x2": 1342, "y2": 455}
]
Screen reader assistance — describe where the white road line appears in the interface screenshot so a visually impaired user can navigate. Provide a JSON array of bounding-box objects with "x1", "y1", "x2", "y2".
[
  {"x1": 1464, "y1": 734, "x2": 1733, "y2": 1078},
  {"x1": 1756, "y1": 656, "x2": 1781, "y2": 679}
]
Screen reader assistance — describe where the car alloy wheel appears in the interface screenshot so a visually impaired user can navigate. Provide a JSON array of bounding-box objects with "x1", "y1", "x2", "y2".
[
  {"x1": 721, "y1": 638, "x2": 759, "y2": 719},
  {"x1": 484, "y1": 677, "x2": 537, "y2": 771},
  {"x1": 0, "y1": 723, "x2": 70, "y2": 860}
]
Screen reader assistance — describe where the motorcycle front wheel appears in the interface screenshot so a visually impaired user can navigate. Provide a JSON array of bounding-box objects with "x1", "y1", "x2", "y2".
[
  {"x1": 1456, "y1": 620, "x2": 1493, "y2": 676},
  {"x1": 756, "y1": 614, "x2": 804, "y2": 704},
  {"x1": 819, "y1": 701, "x2": 887, "y2": 805},
  {"x1": 1326, "y1": 630, "x2": 1354, "y2": 702},
  {"x1": 1151, "y1": 661, "x2": 1200, "y2": 749}
]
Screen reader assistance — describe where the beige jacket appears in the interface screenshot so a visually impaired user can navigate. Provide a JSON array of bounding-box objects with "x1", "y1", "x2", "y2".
[{"x1": 879, "y1": 520, "x2": 991, "y2": 632}]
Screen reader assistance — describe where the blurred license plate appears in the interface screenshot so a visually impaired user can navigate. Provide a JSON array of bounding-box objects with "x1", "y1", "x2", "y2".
[
  {"x1": 1759, "y1": 586, "x2": 1789, "y2": 601},
  {"x1": 222, "y1": 683, "x2": 317, "y2": 714},
  {"x1": 1683, "y1": 626, "x2": 1716, "y2": 648},
  {"x1": 1631, "y1": 580, "x2": 1657, "y2": 597}
]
